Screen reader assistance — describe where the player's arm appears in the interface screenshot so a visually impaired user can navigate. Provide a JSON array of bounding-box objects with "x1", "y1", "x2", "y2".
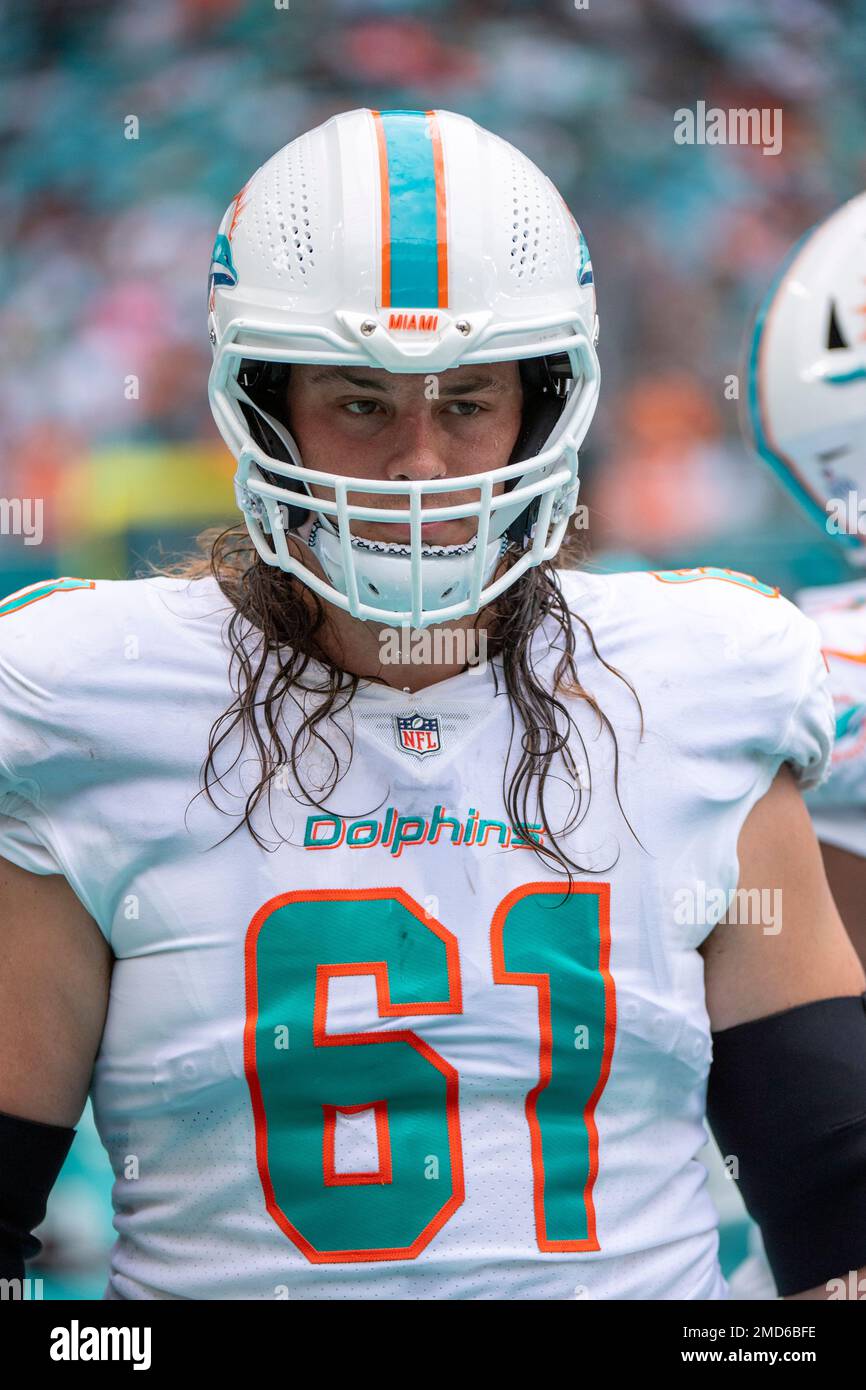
[
  {"x1": 700, "y1": 763, "x2": 866, "y2": 1300},
  {"x1": 818, "y1": 840, "x2": 866, "y2": 974},
  {"x1": 0, "y1": 855, "x2": 112, "y2": 1280}
]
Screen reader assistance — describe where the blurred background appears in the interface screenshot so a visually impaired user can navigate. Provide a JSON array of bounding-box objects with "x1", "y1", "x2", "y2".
[{"x1": 2, "y1": 0, "x2": 865, "y2": 1298}]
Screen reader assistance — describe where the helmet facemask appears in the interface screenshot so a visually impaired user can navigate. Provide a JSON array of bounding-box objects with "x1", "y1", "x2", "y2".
[{"x1": 224, "y1": 347, "x2": 590, "y2": 628}]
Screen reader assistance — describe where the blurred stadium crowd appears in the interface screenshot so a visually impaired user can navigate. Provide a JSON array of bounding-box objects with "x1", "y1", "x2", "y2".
[{"x1": 2, "y1": 0, "x2": 866, "y2": 1295}]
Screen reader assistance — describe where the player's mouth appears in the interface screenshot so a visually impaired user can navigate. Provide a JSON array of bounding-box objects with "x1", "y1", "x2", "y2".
[{"x1": 359, "y1": 521, "x2": 472, "y2": 546}]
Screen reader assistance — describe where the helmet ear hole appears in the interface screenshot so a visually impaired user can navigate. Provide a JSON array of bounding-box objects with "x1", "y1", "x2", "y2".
[
  {"x1": 237, "y1": 360, "x2": 311, "y2": 530},
  {"x1": 239, "y1": 358, "x2": 293, "y2": 407},
  {"x1": 505, "y1": 354, "x2": 573, "y2": 546}
]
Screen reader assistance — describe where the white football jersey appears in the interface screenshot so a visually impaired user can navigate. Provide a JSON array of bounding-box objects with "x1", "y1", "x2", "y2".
[
  {"x1": 0, "y1": 566, "x2": 832, "y2": 1300},
  {"x1": 797, "y1": 577, "x2": 866, "y2": 858}
]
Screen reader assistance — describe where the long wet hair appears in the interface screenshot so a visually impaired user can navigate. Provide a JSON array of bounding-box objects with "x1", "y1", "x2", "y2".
[{"x1": 157, "y1": 521, "x2": 644, "y2": 880}]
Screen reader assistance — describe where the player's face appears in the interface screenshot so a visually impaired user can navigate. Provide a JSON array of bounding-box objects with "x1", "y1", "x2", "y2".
[{"x1": 286, "y1": 362, "x2": 523, "y2": 546}]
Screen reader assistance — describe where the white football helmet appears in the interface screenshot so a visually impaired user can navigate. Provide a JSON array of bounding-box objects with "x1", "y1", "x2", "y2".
[
  {"x1": 748, "y1": 190, "x2": 866, "y2": 563},
  {"x1": 207, "y1": 108, "x2": 600, "y2": 627}
]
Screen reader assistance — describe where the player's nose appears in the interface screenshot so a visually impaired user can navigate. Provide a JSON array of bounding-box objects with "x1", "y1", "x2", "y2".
[{"x1": 384, "y1": 408, "x2": 448, "y2": 483}]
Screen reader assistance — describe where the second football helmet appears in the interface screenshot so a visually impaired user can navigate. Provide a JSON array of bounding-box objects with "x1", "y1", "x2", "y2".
[{"x1": 748, "y1": 190, "x2": 866, "y2": 562}]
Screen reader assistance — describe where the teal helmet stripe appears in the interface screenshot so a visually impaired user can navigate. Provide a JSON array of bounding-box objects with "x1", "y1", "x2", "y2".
[
  {"x1": 378, "y1": 110, "x2": 443, "y2": 309},
  {"x1": 747, "y1": 228, "x2": 861, "y2": 552}
]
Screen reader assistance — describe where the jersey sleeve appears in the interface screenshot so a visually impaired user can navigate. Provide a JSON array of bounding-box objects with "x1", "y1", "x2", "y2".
[
  {"x1": 0, "y1": 795, "x2": 66, "y2": 875},
  {"x1": 628, "y1": 568, "x2": 836, "y2": 945},
  {"x1": 0, "y1": 581, "x2": 91, "y2": 879},
  {"x1": 769, "y1": 607, "x2": 835, "y2": 792},
  {"x1": 647, "y1": 567, "x2": 835, "y2": 792}
]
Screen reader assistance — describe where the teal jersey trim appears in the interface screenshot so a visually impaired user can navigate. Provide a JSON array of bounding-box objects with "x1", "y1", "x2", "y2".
[
  {"x1": 652, "y1": 566, "x2": 778, "y2": 597},
  {"x1": 0, "y1": 577, "x2": 94, "y2": 619}
]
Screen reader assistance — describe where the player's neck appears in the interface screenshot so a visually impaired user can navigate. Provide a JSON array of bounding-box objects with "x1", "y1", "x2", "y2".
[
  {"x1": 316, "y1": 602, "x2": 490, "y2": 692},
  {"x1": 285, "y1": 536, "x2": 498, "y2": 691}
]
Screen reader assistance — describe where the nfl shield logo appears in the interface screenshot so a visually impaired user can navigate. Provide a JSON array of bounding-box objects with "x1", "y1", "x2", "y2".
[{"x1": 394, "y1": 713, "x2": 442, "y2": 759}]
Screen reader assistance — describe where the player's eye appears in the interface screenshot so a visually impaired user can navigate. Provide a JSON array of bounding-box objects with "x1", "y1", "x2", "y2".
[
  {"x1": 446, "y1": 400, "x2": 483, "y2": 416},
  {"x1": 344, "y1": 399, "x2": 382, "y2": 415}
]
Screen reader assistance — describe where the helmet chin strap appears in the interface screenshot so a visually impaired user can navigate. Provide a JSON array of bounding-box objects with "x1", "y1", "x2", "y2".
[{"x1": 306, "y1": 521, "x2": 507, "y2": 622}]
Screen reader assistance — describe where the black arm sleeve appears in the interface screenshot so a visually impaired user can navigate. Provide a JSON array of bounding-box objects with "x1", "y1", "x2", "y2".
[
  {"x1": 706, "y1": 991, "x2": 866, "y2": 1297},
  {"x1": 0, "y1": 1108, "x2": 76, "y2": 1282}
]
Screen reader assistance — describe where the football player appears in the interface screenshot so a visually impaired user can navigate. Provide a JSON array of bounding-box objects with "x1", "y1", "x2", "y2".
[
  {"x1": 750, "y1": 191, "x2": 866, "y2": 970},
  {"x1": 708, "y1": 189, "x2": 866, "y2": 1302},
  {"x1": 1, "y1": 109, "x2": 865, "y2": 1301}
]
